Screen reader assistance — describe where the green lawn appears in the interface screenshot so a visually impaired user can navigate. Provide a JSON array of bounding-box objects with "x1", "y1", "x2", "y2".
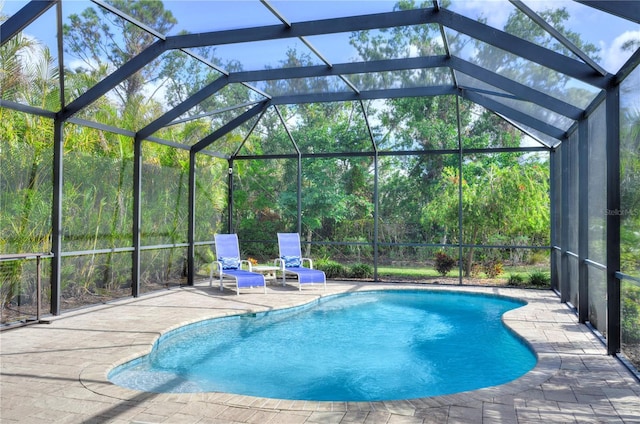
[{"x1": 376, "y1": 264, "x2": 550, "y2": 282}]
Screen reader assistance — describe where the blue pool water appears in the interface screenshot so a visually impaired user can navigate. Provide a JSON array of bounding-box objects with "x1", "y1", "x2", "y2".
[{"x1": 109, "y1": 290, "x2": 536, "y2": 401}]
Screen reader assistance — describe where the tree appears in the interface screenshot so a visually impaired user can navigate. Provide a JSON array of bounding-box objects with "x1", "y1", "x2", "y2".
[
  {"x1": 348, "y1": 1, "x2": 469, "y2": 254},
  {"x1": 0, "y1": 32, "x2": 36, "y2": 102},
  {"x1": 422, "y1": 158, "x2": 549, "y2": 276},
  {"x1": 620, "y1": 65, "x2": 640, "y2": 276},
  {"x1": 287, "y1": 102, "x2": 374, "y2": 252},
  {"x1": 63, "y1": 0, "x2": 177, "y2": 116},
  {"x1": 1, "y1": 29, "x2": 59, "y2": 254}
]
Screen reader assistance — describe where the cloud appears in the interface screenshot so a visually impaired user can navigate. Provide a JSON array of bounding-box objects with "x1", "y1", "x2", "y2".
[
  {"x1": 602, "y1": 30, "x2": 640, "y2": 73},
  {"x1": 452, "y1": 0, "x2": 512, "y2": 30}
]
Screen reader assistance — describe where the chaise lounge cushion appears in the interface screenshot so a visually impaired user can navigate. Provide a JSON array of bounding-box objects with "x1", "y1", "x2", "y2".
[
  {"x1": 282, "y1": 255, "x2": 301, "y2": 268},
  {"x1": 219, "y1": 256, "x2": 240, "y2": 270}
]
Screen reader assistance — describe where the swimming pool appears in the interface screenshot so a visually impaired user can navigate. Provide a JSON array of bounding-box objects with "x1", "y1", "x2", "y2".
[{"x1": 109, "y1": 290, "x2": 537, "y2": 401}]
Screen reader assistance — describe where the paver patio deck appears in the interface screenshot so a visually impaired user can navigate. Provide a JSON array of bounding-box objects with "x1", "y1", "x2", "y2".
[{"x1": 1, "y1": 281, "x2": 639, "y2": 423}]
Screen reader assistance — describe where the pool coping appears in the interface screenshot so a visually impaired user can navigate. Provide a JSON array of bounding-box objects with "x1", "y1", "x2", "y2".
[{"x1": 78, "y1": 284, "x2": 562, "y2": 413}]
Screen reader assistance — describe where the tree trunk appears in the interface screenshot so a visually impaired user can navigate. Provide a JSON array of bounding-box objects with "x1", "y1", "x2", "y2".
[
  {"x1": 305, "y1": 228, "x2": 312, "y2": 258},
  {"x1": 464, "y1": 227, "x2": 479, "y2": 277}
]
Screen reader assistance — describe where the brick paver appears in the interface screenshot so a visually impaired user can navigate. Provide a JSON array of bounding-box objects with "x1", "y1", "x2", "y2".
[{"x1": 1, "y1": 282, "x2": 639, "y2": 423}]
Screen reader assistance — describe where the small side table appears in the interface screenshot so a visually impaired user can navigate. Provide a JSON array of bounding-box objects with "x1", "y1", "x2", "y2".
[{"x1": 252, "y1": 265, "x2": 279, "y2": 284}]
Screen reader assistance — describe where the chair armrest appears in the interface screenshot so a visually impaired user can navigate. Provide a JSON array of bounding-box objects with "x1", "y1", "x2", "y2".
[
  {"x1": 210, "y1": 261, "x2": 223, "y2": 287},
  {"x1": 302, "y1": 257, "x2": 313, "y2": 268},
  {"x1": 210, "y1": 260, "x2": 223, "y2": 275},
  {"x1": 240, "y1": 259, "x2": 252, "y2": 271},
  {"x1": 274, "y1": 258, "x2": 285, "y2": 270}
]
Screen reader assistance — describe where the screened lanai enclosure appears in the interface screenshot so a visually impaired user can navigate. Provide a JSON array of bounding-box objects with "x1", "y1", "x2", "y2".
[{"x1": 1, "y1": 0, "x2": 639, "y2": 361}]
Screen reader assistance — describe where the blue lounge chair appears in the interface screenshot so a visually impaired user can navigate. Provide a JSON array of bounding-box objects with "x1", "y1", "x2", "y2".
[
  {"x1": 210, "y1": 234, "x2": 266, "y2": 295},
  {"x1": 275, "y1": 233, "x2": 326, "y2": 290}
]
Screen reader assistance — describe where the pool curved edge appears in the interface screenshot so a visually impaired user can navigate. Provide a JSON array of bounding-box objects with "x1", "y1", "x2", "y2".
[{"x1": 80, "y1": 284, "x2": 561, "y2": 412}]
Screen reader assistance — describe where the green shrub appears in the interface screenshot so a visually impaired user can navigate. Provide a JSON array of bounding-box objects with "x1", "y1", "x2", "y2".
[
  {"x1": 316, "y1": 260, "x2": 347, "y2": 278},
  {"x1": 507, "y1": 274, "x2": 525, "y2": 286},
  {"x1": 483, "y1": 260, "x2": 503, "y2": 278},
  {"x1": 622, "y1": 283, "x2": 640, "y2": 344},
  {"x1": 434, "y1": 251, "x2": 457, "y2": 276},
  {"x1": 349, "y1": 263, "x2": 373, "y2": 279},
  {"x1": 528, "y1": 271, "x2": 550, "y2": 287}
]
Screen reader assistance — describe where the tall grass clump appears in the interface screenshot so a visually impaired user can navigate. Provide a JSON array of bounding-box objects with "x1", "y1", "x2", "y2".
[
  {"x1": 316, "y1": 259, "x2": 347, "y2": 278},
  {"x1": 507, "y1": 274, "x2": 525, "y2": 286},
  {"x1": 349, "y1": 263, "x2": 373, "y2": 279},
  {"x1": 528, "y1": 271, "x2": 550, "y2": 287}
]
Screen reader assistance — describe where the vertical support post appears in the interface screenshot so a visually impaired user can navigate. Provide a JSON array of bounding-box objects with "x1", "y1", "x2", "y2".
[
  {"x1": 50, "y1": 119, "x2": 63, "y2": 315},
  {"x1": 578, "y1": 119, "x2": 589, "y2": 323},
  {"x1": 36, "y1": 255, "x2": 41, "y2": 321},
  {"x1": 606, "y1": 85, "x2": 621, "y2": 355},
  {"x1": 187, "y1": 150, "x2": 197, "y2": 286},
  {"x1": 456, "y1": 95, "x2": 463, "y2": 284},
  {"x1": 359, "y1": 100, "x2": 379, "y2": 281},
  {"x1": 373, "y1": 152, "x2": 379, "y2": 281},
  {"x1": 560, "y1": 139, "x2": 570, "y2": 303},
  {"x1": 227, "y1": 161, "x2": 233, "y2": 232},
  {"x1": 132, "y1": 137, "x2": 142, "y2": 296},
  {"x1": 549, "y1": 149, "x2": 558, "y2": 292},
  {"x1": 52, "y1": 5, "x2": 64, "y2": 313},
  {"x1": 297, "y1": 153, "x2": 302, "y2": 235},
  {"x1": 56, "y1": 1, "x2": 64, "y2": 111}
]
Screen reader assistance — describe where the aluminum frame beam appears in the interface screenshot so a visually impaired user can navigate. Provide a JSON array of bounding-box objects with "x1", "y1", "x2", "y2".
[
  {"x1": 50, "y1": 119, "x2": 63, "y2": 315},
  {"x1": 59, "y1": 40, "x2": 167, "y2": 120},
  {"x1": 228, "y1": 56, "x2": 449, "y2": 83},
  {"x1": 137, "y1": 76, "x2": 230, "y2": 140},
  {"x1": 0, "y1": 100, "x2": 57, "y2": 118},
  {"x1": 460, "y1": 89, "x2": 567, "y2": 140},
  {"x1": 577, "y1": 1, "x2": 640, "y2": 24},
  {"x1": 167, "y1": 8, "x2": 439, "y2": 49},
  {"x1": 510, "y1": 0, "x2": 607, "y2": 76},
  {"x1": 436, "y1": 9, "x2": 613, "y2": 89},
  {"x1": 606, "y1": 85, "x2": 621, "y2": 355},
  {"x1": 449, "y1": 57, "x2": 583, "y2": 120},
  {"x1": 168, "y1": 101, "x2": 263, "y2": 127},
  {"x1": 617, "y1": 48, "x2": 640, "y2": 84},
  {"x1": 164, "y1": 7, "x2": 611, "y2": 90},
  {"x1": 260, "y1": 0, "x2": 359, "y2": 94},
  {"x1": 0, "y1": 0, "x2": 56, "y2": 46},
  {"x1": 219, "y1": 55, "x2": 583, "y2": 120},
  {"x1": 191, "y1": 101, "x2": 270, "y2": 153},
  {"x1": 233, "y1": 145, "x2": 549, "y2": 161},
  {"x1": 270, "y1": 86, "x2": 457, "y2": 105},
  {"x1": 578, "y1": 119, "x2": 589, "y2": 323}
]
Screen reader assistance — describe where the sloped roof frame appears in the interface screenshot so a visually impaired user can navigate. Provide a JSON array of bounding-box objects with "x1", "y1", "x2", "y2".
[
  {"x1": 510, "y1": 0, "x2": 607, "y2": 76},
  {"x1": 2, "y1": 1, "x2": 638, "y2": 153},
  {"x1": 164, "y1": 7, "x2": 613, "y2": 87},
  {"x1": 0, "y1": 0, "x2": 55, "y2": 41}
]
